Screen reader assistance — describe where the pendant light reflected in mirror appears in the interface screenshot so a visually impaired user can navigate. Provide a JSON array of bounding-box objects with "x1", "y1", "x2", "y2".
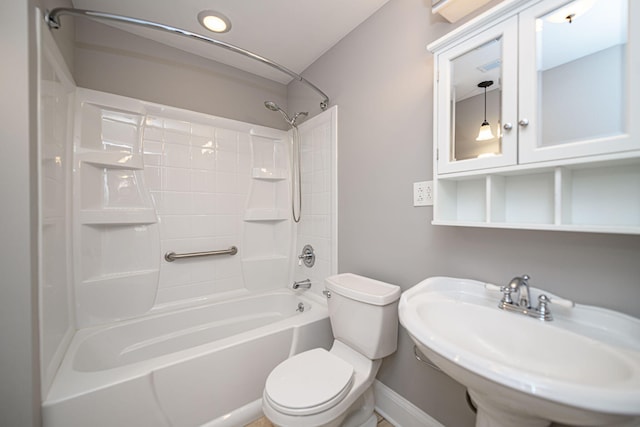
[{"x1": 476, "y1": 80, "x2": 495, "y2": 141}]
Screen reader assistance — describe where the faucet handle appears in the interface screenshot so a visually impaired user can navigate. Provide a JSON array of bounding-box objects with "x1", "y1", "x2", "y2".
[
  {"x1": 500, "y1": 286, "x2": 514, "y2": 305},
  {"x1": 536, "y1": 294, "x2": 553, "y2": 321},
  {"x1": 297, "y1": 244, "x2": 315, "y2": 268},
  {"x1": 484, "y1": 283, "x2": 514, "y2": 306}
]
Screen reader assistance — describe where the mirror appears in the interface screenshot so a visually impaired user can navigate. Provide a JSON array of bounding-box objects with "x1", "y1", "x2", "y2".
[
  {"x1": 450, "y1": 37, "x2": 503, "y2": 162},
  {"x1": 537, "y1": 0, "x2": 627, "y2": 147}
]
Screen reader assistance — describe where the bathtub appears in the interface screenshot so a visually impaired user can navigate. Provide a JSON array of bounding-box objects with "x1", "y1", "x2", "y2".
[{"x1": 42, "y1": 289, "x2": 331, "y2": 427}]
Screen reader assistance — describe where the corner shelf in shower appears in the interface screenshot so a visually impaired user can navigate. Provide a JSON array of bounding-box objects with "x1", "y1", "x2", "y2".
[
  {"x1": 243, "y1": 208, "x2": 289, "y2": 222},
  {"x1": 73, "y1": 91, "x2": 163, "y2": 327},
  {"x1": 77, "y1": 150, "x2": 157, "y2": 225},
  {"x1": 242, "y1": 127, "x2": 292, "y2": 290},
  {"x1": 78, "y1": 151, "x2": 144, "y2": 170},
  {"x1": 251, "y1": 167, "x2": 287, "y2": 181},
  {"x1": 79, "y1": 208, "x2": 157, "y2": 225}
]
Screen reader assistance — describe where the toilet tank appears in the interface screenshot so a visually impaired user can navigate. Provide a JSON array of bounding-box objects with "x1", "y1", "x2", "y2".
[{"x1": 325, "y1": 273, "x2": 401, "y2": 359}]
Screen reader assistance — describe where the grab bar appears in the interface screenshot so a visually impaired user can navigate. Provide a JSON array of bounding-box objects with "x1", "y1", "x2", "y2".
[{"x1": 164, "y1": 246, "x2": 238, "y2": 262}]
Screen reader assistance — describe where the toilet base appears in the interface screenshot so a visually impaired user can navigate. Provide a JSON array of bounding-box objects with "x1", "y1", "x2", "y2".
[
  {"x1": 263, "y1": 385, "x2": 377, "y2": 427},
  {"x1": 263, "y1": 343, "x2": 382, "y2": 427},
  {"x1": 341, "y1": 387, "x2": 376, "y2": 427},
  {"x1": 360, "y1": 414, "x2": 378, "y2": 427}
]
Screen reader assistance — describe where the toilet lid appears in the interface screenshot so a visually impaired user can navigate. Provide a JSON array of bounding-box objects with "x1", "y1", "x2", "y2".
[{"x1": 265, "y1": 348, "x2": 354, "y2": 416}]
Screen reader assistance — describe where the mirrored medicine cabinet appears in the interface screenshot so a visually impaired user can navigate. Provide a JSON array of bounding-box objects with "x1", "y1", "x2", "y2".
[{"x1": 429, "y1": 0, "x2": 640, "y2": 234}]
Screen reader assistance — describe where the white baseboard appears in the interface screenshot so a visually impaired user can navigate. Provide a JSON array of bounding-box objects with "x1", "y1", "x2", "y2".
[{"x1": 373, "y1": 380, "x2": 444, "y2": 427}]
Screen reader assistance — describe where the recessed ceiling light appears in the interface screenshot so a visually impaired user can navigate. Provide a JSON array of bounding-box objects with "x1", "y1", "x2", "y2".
[{"x1": 197, "y1": 10, "x2": 231, "y2": 33}]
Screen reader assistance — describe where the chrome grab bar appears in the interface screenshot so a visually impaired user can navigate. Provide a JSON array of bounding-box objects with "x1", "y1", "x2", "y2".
[{"x1": 164, "y1": 246, "x2": 238, "y2": 262}]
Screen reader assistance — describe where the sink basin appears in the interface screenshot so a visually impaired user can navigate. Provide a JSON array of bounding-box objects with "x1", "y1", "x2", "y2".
[{"x1": 399, "y1": 277, "x2": 640, "y2": 427}]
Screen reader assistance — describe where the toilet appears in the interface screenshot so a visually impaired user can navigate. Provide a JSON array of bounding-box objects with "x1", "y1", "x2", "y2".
[{"x1": 262, "y1": 273, "x2": 401, "y2": 427}]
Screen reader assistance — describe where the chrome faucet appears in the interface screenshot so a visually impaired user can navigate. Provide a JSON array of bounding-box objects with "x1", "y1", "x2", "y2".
[
  {"x1": 508, "y1": 274, "x2": 531, "y2": 308},
  {"x1": 486, "y1": 274, "x2": 575, "y2": 322},
  {"x1": 496, "y1": 274, "x2": 553, "y2": 321},
  {"x1": 292, "y1": 279, "x2": 312, "y2": 290}
]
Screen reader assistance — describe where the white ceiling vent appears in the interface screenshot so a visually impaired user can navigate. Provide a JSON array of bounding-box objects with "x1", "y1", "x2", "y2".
[{"x1": 432, "y1": 0, "x2": 493, "y2": 23}]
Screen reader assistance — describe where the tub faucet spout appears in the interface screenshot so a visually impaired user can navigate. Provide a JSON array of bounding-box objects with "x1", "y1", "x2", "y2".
[{"x1": 292, "y1": 279, "x2": 312, "y2": 290}]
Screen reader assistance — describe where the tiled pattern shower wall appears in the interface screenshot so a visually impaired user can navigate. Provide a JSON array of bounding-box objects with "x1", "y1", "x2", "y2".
[
  {"x1": 72, "y1": 89, "x2": 302, "y2": 328},
  {"x1": 293, "y1": 109, "x2": 338, "y2": 297},
  {"x1": 143, "y1": 117, "x2": 252, "y2": 304}
]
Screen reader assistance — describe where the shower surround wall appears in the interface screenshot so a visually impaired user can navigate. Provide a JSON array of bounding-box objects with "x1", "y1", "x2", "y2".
[
  {"x1": 73, "y1": 88, "x2": 301, "y2": 328},
  {"x1": 292, "y1": 109, "x2": 338, "y2": 292},
  {"x1": 38, "y1": 23, "x2": 338, "y2": 418},
  {"x1": 39, "y1": 20, "x2": 75, "y2": 398}
]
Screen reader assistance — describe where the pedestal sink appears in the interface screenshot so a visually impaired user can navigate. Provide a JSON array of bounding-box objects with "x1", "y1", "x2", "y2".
[{"x1": 399, "y1": 277, "x2": 640, "y2": 427}]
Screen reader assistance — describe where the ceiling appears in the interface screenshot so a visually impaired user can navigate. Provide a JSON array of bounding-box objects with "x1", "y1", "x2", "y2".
[{"x1": 72, "y1": 0, "x2": 391, "y2": 84}]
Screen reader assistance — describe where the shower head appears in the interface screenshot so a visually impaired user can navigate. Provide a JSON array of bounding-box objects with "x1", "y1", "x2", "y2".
[
  {"x1": 264, "y1": 100, "x2": 293, "y2": 125},
  {"x1": 264, "y1": 101, "x2": 308, "y2": 127},
  {"x1": 264, "y1": 101, "x2": 280, "y2": 112}
]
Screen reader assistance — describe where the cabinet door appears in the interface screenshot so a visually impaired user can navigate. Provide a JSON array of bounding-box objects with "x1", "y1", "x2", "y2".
[
  {"x1": 436, "y1": 16, "x2": 518, "y2": 174},
  {"x1": 518, "y1": 0, "x2": 640, "y2": 163}
]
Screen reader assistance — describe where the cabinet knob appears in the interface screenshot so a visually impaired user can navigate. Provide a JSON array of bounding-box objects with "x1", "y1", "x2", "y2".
[
  {"x1": 503, "y1": 123, "x2": 513, "y2": 131},
  {"x1": 519, "y1": 118, "x2": 529, "y2": 127}
]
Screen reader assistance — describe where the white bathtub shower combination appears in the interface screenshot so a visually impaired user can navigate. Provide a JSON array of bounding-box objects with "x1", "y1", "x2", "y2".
[
  {"x1": 43, "y1": 290, "x2": 332, "y2": 427},
  {"x1": 38, "y1": 23, "x2": 338, "y2": 427}
]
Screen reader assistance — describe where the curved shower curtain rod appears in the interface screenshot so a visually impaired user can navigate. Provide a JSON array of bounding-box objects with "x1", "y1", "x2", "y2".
[{"x1": 45, "y1": 8, "x2": 330, "y2": 111}]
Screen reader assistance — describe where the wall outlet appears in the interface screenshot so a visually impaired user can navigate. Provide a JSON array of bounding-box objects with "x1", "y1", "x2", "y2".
[{"x1": 413, "y1": 181, "x2": 434, "y2": 206}]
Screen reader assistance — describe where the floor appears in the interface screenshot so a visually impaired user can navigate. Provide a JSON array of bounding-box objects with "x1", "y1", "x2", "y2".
[{"x1": 245, "y1": 411, "x2": 394, "y2": 427}]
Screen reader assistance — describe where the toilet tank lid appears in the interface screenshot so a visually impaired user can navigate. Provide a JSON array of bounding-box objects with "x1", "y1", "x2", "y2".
[{"x1": 325, "y1": 273, "x2": 401, "y2": 305}]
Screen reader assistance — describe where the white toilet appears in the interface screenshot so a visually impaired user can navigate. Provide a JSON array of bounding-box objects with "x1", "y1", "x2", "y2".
[{"x1": 262, "y1": 273, "x2": 401, "y2": 427}]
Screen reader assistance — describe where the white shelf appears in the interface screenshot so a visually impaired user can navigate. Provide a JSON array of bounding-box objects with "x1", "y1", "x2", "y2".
[
  {"x1": 435, "y1": 159, "x2": 640, "y2": 234},
  {"x1": 244, "y1": 208, "x2": 289, "y2": 222},
  {"x1": 79, "y1": 208, "x2": 157, "y2": 225},
  {"x1": 433, "y1": 220, "x2": 640, "y2": 235},
  {"x1": 78, "y1": 151, "x2": 144, "y2": 170},
  {"x1": 251, "y1": 167, "x2": 287, "y2": 180},
  {"x1": 80, "y1": 223, "x2": 159, "y2": 281}
]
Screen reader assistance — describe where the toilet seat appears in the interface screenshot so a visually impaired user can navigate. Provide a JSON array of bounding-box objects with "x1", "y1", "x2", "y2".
[{"x1": 264, "y1": 348, "x2": 354, "y2": 416}]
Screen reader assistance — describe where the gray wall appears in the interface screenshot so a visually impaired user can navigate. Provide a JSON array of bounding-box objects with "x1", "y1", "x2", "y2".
[
  {"x1": 1, "y1": 1, "x2": 40, "y2": 426},
  {"x1": 288, "y1": 0, "x2": 640, "y2": 426},
  {"x1": 74, "y1": 19, "x2": 291, "y2": 130}
]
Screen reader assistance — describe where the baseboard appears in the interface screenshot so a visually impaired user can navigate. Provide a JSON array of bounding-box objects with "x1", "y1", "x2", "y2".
[{"x1": 373, "y1": 380, "x2": 444, "y2": 427}]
